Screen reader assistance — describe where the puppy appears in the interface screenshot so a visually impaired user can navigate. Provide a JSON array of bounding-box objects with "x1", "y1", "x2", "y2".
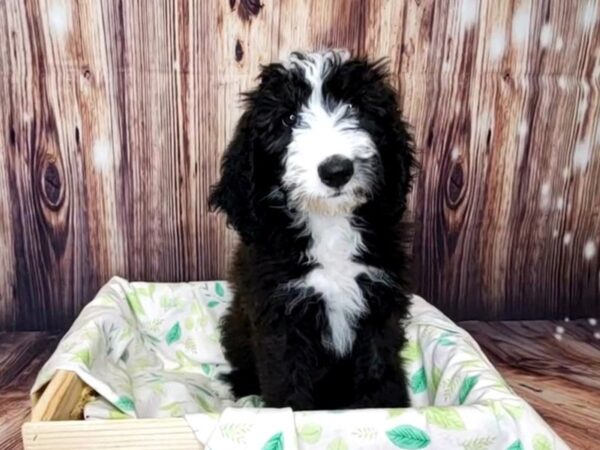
[{"x1": 209, "y1": 50, "x2": 416, "y2": 410}]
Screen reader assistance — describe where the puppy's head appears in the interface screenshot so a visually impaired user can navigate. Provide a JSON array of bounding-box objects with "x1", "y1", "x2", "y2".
[{"x1": 210, "y1": 50, "x2": 415, "y2": 243}]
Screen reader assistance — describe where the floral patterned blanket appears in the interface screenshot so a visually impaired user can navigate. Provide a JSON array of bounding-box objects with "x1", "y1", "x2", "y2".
[{"x1": 32, "y1": 277, "x2": 568, "y2": 450}]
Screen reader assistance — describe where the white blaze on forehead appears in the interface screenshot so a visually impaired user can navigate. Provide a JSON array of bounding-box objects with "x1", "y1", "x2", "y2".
[
  {"x1": 282, "y1": 51, "x2": 377, "y2": 212},
  {"x1": 286, "y1": 49, "x2": 351, "y2": 72},
  {"x1": 287, "y1": 50, "x2": 350, "y2": 94}
]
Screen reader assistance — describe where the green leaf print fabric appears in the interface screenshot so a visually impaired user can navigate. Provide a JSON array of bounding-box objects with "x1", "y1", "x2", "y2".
[{"x1": 32, "y1": 277, "x2": 568, "y2": 450}]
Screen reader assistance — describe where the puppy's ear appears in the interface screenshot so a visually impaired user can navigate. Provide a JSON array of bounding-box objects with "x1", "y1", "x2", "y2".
[
  {"x1": 367, "y1": 64, "x2": 416, "y2": 215},
  {"x1": 209, "y1": 112, "x2": 258, "y2": 243},
  {"x1": 387, "y1": 110, "x2": 417, "y2": 200}
]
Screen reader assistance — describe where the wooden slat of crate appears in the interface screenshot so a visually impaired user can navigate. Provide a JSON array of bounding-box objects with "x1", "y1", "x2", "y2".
[
  {"x1": 22, "y1": 419, "x2": 201, "y2": 450},
  {"x1": 23, "y1": 370, "x2": 202, "y2": 450},
  {"x1": 30, "y1": 370, "x2": 87, "y2": 421}
]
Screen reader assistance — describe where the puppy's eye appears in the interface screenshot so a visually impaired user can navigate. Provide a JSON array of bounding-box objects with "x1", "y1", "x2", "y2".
[{"x1": 282, "y1": 113, "x2": 297, "y2": 127}]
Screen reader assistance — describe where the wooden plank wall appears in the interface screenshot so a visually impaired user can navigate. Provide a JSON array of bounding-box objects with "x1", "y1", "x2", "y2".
[{"x1": 0, "y1": 0, "x2": 598, "y2": 331}]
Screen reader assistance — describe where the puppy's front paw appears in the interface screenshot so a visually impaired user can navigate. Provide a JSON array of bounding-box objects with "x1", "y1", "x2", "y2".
[
  {"x1": 285, "y1": 393, "x2": 315, "y2": 411},
  {"x1": 351, "y1": 378, "x2": 411, "y2": 409}
]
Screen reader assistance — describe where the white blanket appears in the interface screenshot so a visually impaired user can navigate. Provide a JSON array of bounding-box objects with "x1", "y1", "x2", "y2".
[{"x1": 32, "y1": 277, "x2": 568, "y2": 450}]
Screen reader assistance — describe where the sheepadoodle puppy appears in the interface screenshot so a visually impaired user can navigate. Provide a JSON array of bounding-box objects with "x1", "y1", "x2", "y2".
[{"x1": 209, "y1": 50, "x2": 416, "y2": 410}]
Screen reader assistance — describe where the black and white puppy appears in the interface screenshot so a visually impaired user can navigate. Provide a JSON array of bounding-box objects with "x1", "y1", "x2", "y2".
[{"x1": 209, "y1": 50, "x2": 416, "y2": 410}]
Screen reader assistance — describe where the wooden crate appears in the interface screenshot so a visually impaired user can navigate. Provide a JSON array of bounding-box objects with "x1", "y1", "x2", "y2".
[{"x1": 22, "y1": 370, "x2": 202, "y2": 450}]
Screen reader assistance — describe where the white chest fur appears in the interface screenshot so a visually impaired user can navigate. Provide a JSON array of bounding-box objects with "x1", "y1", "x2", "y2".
[{"x1": 301, "y1": 214, "x2": 370, "y2": 356}]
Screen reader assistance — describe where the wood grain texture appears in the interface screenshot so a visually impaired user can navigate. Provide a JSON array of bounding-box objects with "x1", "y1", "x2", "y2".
[
  {"x1": 460, "y1": 319, "x2": 600, "y2": 450},
  {"x1": 30, "y1": 370, "x2": 87, "y2": 421},
  {"x1": 0, "y1": 332, "x2": 61, "y2": 450},
  {"x1": 0, "y1": 0, "x2": 599, "y2": 330},
  {"x1": 22, "y1": 419, "x2": 203, "y2": 450}
]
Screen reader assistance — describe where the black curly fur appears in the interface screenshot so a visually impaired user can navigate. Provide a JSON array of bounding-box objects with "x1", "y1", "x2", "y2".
[{"x1": 209, "y1": 54, "x2": 416, "y2": 410}]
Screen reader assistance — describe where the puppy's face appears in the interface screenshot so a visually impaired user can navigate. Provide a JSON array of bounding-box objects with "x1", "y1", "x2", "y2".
[{"x1": 210, "y1": 50, "x2": 414, "y2": 241}]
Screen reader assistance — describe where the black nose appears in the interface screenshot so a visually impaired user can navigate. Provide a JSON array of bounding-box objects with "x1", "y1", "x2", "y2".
[{"x1": 318, "y1": 155, "x2": 354, "y2": 188}]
